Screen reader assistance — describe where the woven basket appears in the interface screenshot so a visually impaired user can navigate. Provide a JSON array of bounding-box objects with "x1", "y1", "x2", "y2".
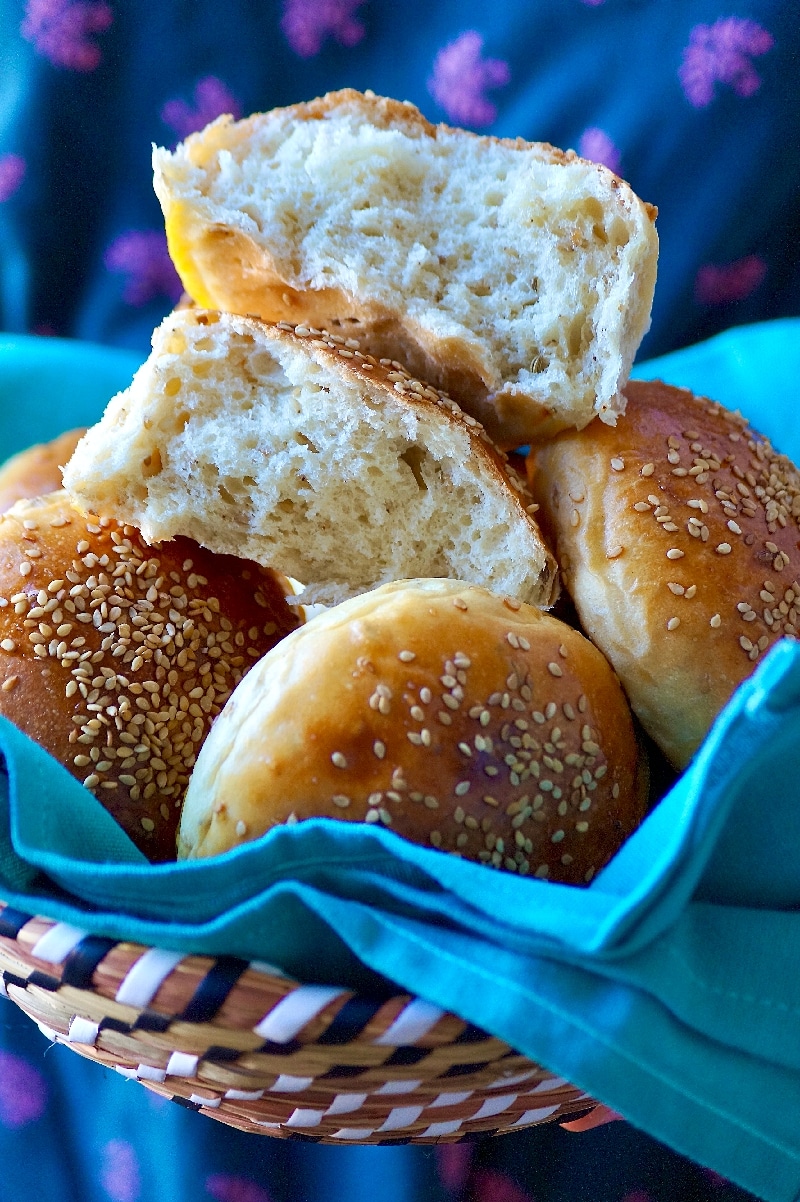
[{"x1": 0, "y1": 899, "x2": 594, "y2": 1142}]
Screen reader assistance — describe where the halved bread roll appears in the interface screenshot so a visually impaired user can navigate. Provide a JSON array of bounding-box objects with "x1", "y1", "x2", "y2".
[
  {"x1": 63, "y1": 309, "x2": 558, "y2": 608},
  {"x1": 153, "y1": 89, "x2": 659, "y2": 448}
]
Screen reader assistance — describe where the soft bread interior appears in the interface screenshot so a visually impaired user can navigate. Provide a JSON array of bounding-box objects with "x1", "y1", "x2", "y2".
[
  {"x1": 154, "y1": 90, "x2": 659, "y2": 446},
  {"x1": 63, "y1": 311, "x2": 557, "y2": 608}
]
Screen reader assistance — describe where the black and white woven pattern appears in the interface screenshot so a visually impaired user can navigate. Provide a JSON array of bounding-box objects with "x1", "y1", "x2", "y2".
[{"x1": 0, "y1": 903, "x2": 594, "y2": 1142}]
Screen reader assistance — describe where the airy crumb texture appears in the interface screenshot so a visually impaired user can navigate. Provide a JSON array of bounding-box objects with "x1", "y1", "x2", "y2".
[
  {"x1": 63, "y1": 309, "x2": 558, "y2": 608},
  {"x1": 178, "y1": 578, "x2": 649, "y2": 883},
  {"x1": 153, "y1": 89, "x2": 659, "y2": 447}
]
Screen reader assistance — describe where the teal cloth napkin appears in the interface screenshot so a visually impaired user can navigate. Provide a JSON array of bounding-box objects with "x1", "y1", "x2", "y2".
[{"x1": 2, "y1": 320, "x2": 800, "y2": 1202}]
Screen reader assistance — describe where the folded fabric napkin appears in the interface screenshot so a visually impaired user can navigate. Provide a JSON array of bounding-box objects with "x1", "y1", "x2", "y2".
[{"x1": 1, "y1": 320, "x2": 800, "y2": 1202}]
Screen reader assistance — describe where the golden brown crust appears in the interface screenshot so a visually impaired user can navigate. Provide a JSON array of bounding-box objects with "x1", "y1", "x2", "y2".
[
  {"x1": 0, "y1": 429, "x2": 86, "y2": 513},
  {"x1": 0, "y1": 491, "x2": 300, "y2": 861},
  {"x1": 528, "y1": 378, "x2": 800, "y2": 768},
  {"x1": 179, "y1": 88, "x2": 579, "y2": 167},
  {"x1": 178, "y1": 579, "x2": 648, "y2": 883}
]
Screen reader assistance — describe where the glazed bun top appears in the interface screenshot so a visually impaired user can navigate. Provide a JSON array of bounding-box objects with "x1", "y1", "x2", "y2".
[
  {"x1": 178, "y1": 578, "x2": 649, "y2": 885},
  {"x1": 529, "y1": 378, "x2": 800, "y2": 768},
  {"x1": 0, "y1": 491, "x2": 300, "y2": 860}
]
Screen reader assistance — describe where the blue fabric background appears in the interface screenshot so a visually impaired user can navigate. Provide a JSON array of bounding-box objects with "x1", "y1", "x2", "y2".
[{"x1": 1, "y1": 1, "x2": 799, "y2": 1198}]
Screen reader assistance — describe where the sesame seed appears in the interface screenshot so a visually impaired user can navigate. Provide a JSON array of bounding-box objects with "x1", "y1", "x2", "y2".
[
  {"x1": 610, "y1": 457, "x2": 625, "y2": 471},
  {"x1": 710, "y1": 614, "x2": 722, "y2": 628},
  {"x1": 667, "y1": 617, "x2": 680, "y2": 630},
  {"x1": 398, "y1": 649, "x2": 415, "y2": 662},
  {"x1": 716, "y1": 543, "x2": 732, "y2": 555},
  {"x1": 640, "y1": 463, "x2": 655, "y2": 477},
  {"x1": 331, "y1": 751, "x2": 348, "y2": 768},
  {"x1": 547, "y1": 662, "x2": 563, "y2": 677},
  {"x1": 666, "y1": 548, "x2": 685, "y2": 560}
]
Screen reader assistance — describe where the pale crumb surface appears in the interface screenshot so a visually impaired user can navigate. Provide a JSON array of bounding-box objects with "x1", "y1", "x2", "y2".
[
  {"x1": 153, "y1": 90, "x2": 659, "y2": 444},
  {"x1": 64, "y1": 309, "x2": 557, "y2": 607}
]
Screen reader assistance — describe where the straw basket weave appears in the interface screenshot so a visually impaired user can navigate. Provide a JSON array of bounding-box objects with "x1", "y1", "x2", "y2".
[{"x1": 0, "y1": 900, "x2": 594, "y2": 1142}]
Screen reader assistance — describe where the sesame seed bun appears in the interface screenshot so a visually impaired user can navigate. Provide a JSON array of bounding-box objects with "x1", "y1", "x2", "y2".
[
  {"x1": 0, "y1": 491, "x2": 300, "y2": 861},
  {"x1": 0, "y1": 428, "x2": 85, "y2": 513},
  {"x1": 528, "y1": 378, "x2": 800, "y2": 769},
  {"x1": 178, "y1": 579, "x2": 649, "y2": 884}
]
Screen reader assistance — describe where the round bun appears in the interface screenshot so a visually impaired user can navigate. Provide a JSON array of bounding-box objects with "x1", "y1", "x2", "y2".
[
  {"x1": 0, "y1": 491, "x2": 300, "y2": 861},
  {"x1": 0, "y1": 428, "x2": 85, "y2": 513},
  {"x1": 528, "y1": 378, "x2": 800, "y2": 768},
  {"x1": 178, "y1": 578, "x2": 649, "y2": 884}
]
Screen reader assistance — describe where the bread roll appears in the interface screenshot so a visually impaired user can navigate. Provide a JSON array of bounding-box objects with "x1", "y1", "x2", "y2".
[
  {"x1": 0, "y1": 429, "x2": 85, "y2": 512},
  {"x1": 153, "y1": 89, "x2": 659, "y2": 448},
  {"x1": 528, "y1": 378, "x2": 800, "y2": 768},
  {"x1": 63, "y1": 309, "x2": 558, "y2": 609},
  {"x1": 178, "y1": 579, "x2": 649, "y2": 884},
  {"x1": 0, "y1": 491, "x2": 299, "y2": 860}
]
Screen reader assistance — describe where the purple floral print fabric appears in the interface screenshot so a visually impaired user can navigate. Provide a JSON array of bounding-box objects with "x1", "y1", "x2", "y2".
[{"x1": 0, "y1": 2, "x2": 796, "y2": 1200}]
